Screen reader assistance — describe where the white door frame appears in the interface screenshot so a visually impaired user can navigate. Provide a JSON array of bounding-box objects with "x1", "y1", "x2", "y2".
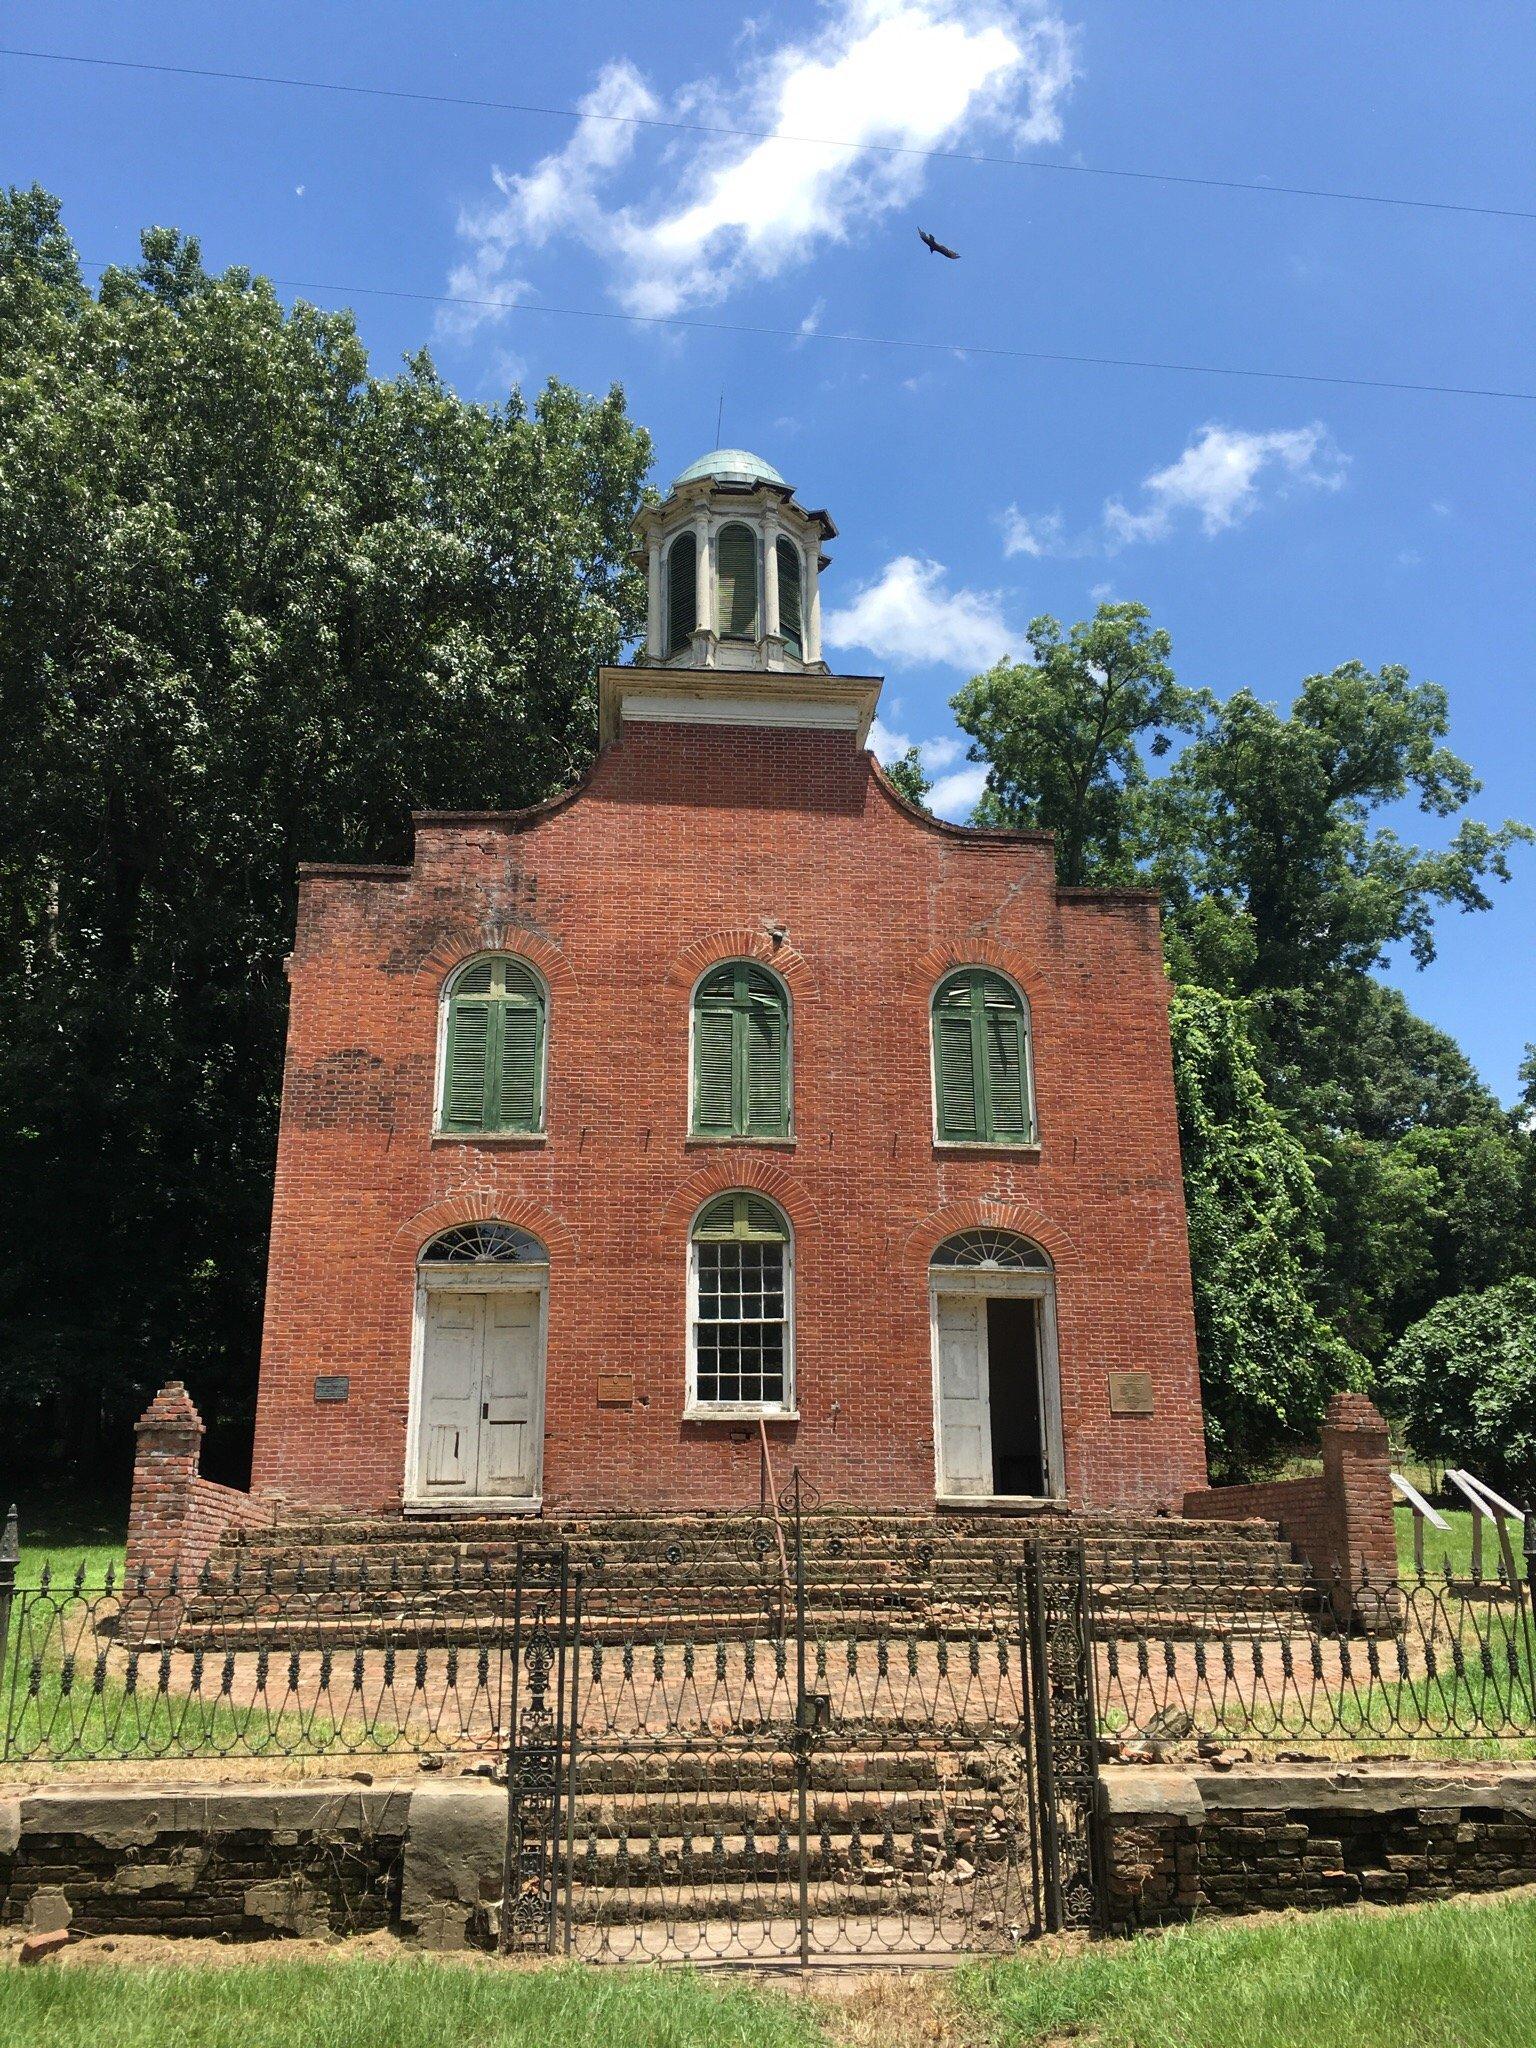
[
  {"x1": 403, "y1": 1263, "x2": 549, "y2": 1514},
  {"x1": 929, "y1": 1268, "x2": 1065, "y2": 1504}
]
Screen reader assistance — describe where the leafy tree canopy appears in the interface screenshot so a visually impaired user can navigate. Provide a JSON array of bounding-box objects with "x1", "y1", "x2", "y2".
[
  {"x1": 0, "y1": 188, "x2": 651, "y2": 1471},
  {"x1": 955, "y1": 604, "x2": 1207, "y2": 886},
  {"x1": 1382, "y1": 1276, "x2": 1536, "y2": 1501},
  {"x1": 882, "y1": 746, "x2": 933, "y2": 810},
  {"x1": 1169, "y1": 984, "x2": 1364, "y2": 1478}
]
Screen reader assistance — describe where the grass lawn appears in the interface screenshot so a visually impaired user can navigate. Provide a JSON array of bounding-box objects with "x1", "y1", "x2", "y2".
[
  {"x1": 952, "y1": 1892, "x2": 1536, "y2": 2048},
  {"x1": 4, "y1": 1895, "x2": 1535, "y2": 2048}
]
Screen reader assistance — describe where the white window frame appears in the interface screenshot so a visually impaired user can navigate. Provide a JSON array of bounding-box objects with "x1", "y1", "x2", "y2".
[
  {"x1": 683, "y1": 1200, "x2": 797, "y2": 1420},
  {"x1": 431, "y1": 951, "x2": 551, "y2": 1141}
]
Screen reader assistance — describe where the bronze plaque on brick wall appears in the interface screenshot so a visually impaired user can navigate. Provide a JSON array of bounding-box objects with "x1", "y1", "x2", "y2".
[
  {"x1": 313, "y1": 1375, "x2": 350, "y2": 1404},
  {"x1": 597, "y1": 1373, "x2": 634, "y2": 1408},
  {"x1": 1108, "y1": 1370, "x2": 1154, "y2": 1416}
]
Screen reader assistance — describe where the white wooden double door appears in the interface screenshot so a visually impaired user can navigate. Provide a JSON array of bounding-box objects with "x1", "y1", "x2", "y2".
[
  {"x1": 934, "y1": 1291, "x2": 1054, "y2": 1499},
  {"x1": 416, "y1": 1288, "x2": 543, "y2": 1502}
]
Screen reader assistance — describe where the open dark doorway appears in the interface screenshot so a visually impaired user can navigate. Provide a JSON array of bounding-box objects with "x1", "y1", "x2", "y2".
[{"x1": 986, "y1": 1297, "x2": 1046, "y2": 1496}]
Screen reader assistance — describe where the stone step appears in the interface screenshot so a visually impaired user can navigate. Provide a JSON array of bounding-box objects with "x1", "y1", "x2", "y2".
[{"x1": 235, "y1": 1511, "x2": 1281, "y2": 1549}]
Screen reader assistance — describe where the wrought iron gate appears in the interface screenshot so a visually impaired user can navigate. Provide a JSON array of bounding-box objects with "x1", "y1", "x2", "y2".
[
  {"x1": 499, "y1": 1546, "x2": 576, "y2": 1953},
  {"x1": 1020, "y1": 1535, "x2": 1103, "y2": 1934},
  {"x1": 505, "y1": 1494, "x2": 1103, "y2": 1959}
]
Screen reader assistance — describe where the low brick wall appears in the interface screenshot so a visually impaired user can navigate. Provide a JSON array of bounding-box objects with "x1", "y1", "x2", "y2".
[
  {"x1": 0, "y1": 1784, "x2": 408, "y2": 1942},
  {"x1": 1184, "y1": 1392, "x2": 1399, "y2": 1620},
  {"x1": 1102, "y1": 1763, "x2": 1536, "y2": 1931},
  {"x1": 123, "y1": 1384, "x2": 274, "y2": 1601}
]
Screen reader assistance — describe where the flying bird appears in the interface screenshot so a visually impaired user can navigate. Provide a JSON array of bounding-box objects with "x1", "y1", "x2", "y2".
[{"x1": 918, "y1": 228, "x2": 960, "y2": 260}]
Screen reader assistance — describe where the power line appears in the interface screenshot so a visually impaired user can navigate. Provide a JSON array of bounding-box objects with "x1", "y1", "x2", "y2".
[
  {"x1": 78, "y1": 259, "x2": 1536, "y2": 403},
  {"x1": 10, "y1": 42, "x2": 1536, "y2": 226}
]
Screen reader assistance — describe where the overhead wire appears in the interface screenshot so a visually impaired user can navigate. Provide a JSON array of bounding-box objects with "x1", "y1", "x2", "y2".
[
  {"x1": 74, "y1": 260, "x2": 1536, "y2": 404},
  {"x1": 7, "y1": 43, "x2": 1535, "y2": 225}
]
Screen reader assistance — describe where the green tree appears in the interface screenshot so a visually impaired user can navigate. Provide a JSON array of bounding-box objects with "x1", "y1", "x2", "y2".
[
  {"x1": 954, "y1": 603, "x2": 1207, "y2": 885},
  {"x1": 882, "y1": 746, "x2": 932, "y2": 810},
  {"x1": 0, "y1": 190, "x2": 651, "y2": 1475},
  {"x1": 1158, "y1": 663, "x2": 1531, "y2": 1005},
  {"x1": 1383, "y1": 1276, "x2": 1536, "y2": 1500},
  {"x1": 1169, "y1": 984, "x2": 1363, "y2": 1478}
]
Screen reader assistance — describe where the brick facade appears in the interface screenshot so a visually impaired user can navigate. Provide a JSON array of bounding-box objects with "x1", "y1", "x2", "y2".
[{"x1": 246, "y1": 695, "x2": 1207, "y2": 1518}]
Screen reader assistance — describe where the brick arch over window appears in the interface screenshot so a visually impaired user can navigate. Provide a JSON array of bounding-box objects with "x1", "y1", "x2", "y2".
[
  {"x1": 393, "y1": 1193, "x2": 577, "y2": 1266},
  {"x1": 659, "y1": 1157, "x2": 820, "y2": 1239},
  {"x1": 902, "y1": 1200, "x2": 1079, "y2": 1274},
  {"x1": 411, "y1": 922, "x2": 579, "y2": 1002},
  {"x1": 663, "y1": 929, "x2": 819, "y2": 1003},
  {"x1": 906, "y1": 938, "x2": 1042, "y2": 1011}
]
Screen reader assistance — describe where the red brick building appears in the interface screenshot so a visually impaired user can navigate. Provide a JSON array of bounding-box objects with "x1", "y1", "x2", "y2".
[{"x1": 248, "y1": 450, "x2": 1208, "y2": 1518}]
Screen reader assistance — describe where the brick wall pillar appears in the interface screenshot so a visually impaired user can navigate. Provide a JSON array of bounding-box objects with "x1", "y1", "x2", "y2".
[
  {"x1": 123, "y1": 1382, "x2": 206, "y2": 1598},
  {"x1": 1185, "y1": 1389, "x2": 1399, "y2": 1627},
  {"x1": 1319, "y1": 1390, "x2": 1398, "y2": 1622},
  {"x1": 122, "y1": 1383, "x2": 272, "y2": 1611}
]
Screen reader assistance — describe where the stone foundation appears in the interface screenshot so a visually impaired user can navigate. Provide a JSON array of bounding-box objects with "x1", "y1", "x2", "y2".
[
  {"x1": 1102, "y1": 1763, "x2": 1536, "y2": 1931},
  {"x1": 8, "y1": 1765, "x2": 1536, "y2": 1949},
  {"x1": 0, "y1": 1784, "x2": 408, "y2": 1942}
]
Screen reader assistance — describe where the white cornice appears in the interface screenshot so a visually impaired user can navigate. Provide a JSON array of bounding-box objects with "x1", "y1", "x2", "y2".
[{"x1": 598, "y1": 667, "x2": 880, "y2": 748}]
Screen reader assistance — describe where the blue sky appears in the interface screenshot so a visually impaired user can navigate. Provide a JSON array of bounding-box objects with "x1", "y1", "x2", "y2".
[{"x1": 4, "y1": 2, "x2": 1533, "y2": 1099}]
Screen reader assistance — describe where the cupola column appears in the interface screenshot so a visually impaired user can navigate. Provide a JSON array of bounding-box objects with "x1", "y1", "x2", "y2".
[
  {"x1": 645, "y1": 535, "x2": 664, "y2": 659},
  {"x1": 806, "y1": 555, "x2": 823, "y2": 664},
  {"x1": 692, "y1": 507, "x2": 713, "y2": 638},
  {"x1": 762, "y1": 505, "x2": 781, "y2": 646}
]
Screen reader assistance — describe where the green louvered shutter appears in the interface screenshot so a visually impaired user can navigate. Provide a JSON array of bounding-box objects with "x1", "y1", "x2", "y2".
[
  {"x1": 443, "y1": 996, "x2": 493, "y2": 1130},
  {"x1": 717, "y1": 525, "x2": 758, "y2": 639},
  {"x1": 934, "y1": 999, "x2": 980, "y2": 1140},
  {"x1": 981, "y1": 984, "x2": 1030, "y2": 1138},
  {"x1": 442, "y1": 957, "x2": 545, "y2": 1133},
  {"x1": 693, "y1": 970, "x2": 736, "y2": 1134},
  {"x1": 668, "y1": 532, "x2": 697, "y2": 652},
  {"x1": 776, "y1": 537, "x2": 803, "y2": 655},
  {"x1": 498, "y1": 999, "x2": 542, "y2": 1130},
  {"x1": 743, "y1": 974, "x2": 788, "y2": 1136}
]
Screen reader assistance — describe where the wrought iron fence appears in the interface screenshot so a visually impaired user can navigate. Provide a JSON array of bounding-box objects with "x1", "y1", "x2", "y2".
[
  {"x1": 6, "y1": 1492, "x2": 1536, "y2": 1962},
  {"x1": 0, "y1": 1551, "x2": 527, "y2": 1764},
  {"x1": 1089, "y1": 1551, "x2": 1536, "y2": 1760}
]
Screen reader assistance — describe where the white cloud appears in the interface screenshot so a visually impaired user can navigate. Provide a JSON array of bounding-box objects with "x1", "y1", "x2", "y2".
[
  {"x1": 928, "y1": 762, "x2": 990, "y2": 818},
  {"x1": 999, "y1": 504, "x2": 1093, "y2": 558},
  {"x1": 824, "y1": 555, "x2": 1017, "y2": 671},
  {"x1": 1000, "y1": 421, "x2": 1348, "y2": 559},
  {"x1": 869, "y1": 714, "x2": 986, "y2": 820},
  {"x1": 794, "y1": 297, "x2": 826, "y2": 345},
  {"x1": 439, "y1": 62, "x2": 657, "y2": 337},
  {"x1": 1103, "y1": 422, "x2": 1346, "y2": 544},
  {"x1": 445, "y1": 3, "x2": 1080, "y2": 329}
]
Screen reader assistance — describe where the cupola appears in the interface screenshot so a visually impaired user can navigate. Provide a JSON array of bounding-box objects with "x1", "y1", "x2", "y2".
[{"x1": 634, "y1": 448, "x2": 837, "y2": 674}]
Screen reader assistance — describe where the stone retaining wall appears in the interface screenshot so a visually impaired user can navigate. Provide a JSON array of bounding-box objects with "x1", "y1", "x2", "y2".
[
  {"x1": 0, "y1": 1785, "x2": 408, "y2": 1942},
  {"x1": 1102, "y1": 1763, "x2": 1536, "y2": 1931},
  {"x1": 7, "y1": 1767, "x2": 1536, "y2": 1949}
]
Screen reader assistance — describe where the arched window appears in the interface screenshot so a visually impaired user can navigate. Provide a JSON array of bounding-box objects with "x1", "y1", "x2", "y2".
[
  {"x1": 776, "y1": 537, "x2": 803, "y2": 656},
  {"x1": 716, "y1": 523, "x2": 759, "y2": 640},
  {"x1": 931, "y1": 1229, "x2": 1050, "y2": 1271},
  {"x1": 667, "y1": 531, "x2": 697, "y2": 654},
  {"x1": 440, "y1": 956, "x2": 547, "y2": 1134},
  {"x1": 692, "y1": 962, "x2": 790, "y2": 1138},
  {"x1": 689, "y1": 1193, "x2": 792, "y2": 1412},
  {"x1": 931, "y1": 970, "x2": 1034, "y2": 1144},
  {"x1": 419, "y1": 1222, "x2": 548, "y2": 1265}
]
